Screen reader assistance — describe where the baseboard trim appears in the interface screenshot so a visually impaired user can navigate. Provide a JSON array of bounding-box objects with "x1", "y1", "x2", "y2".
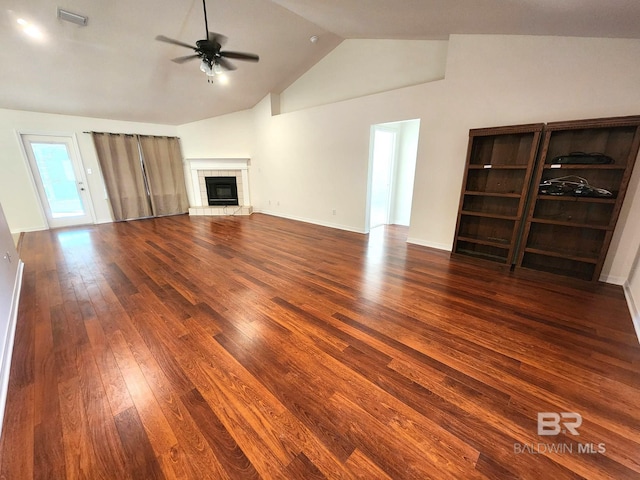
[
  {"x1": 598, "y1": 274, "x2": 626, "y2": 285},
  {"x1": 10, "y1": 226, "x2": 47, "y2": 236},
  {"x1": 406, "y1": 237, "x2": 452, "y2": 252},
  {"x1": 256, "y1": 210, "x2": 366, "y2": 234},
  {"x1": 623, "y1": 281, "x2": 640, "y2": 345},
  {"x1": 0, "y1": 260, "x2": 24, "y2": 436}
]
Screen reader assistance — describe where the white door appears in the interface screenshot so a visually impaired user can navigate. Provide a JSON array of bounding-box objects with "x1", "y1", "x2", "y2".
[{"x1": 21, "y1": 134, "x2": 94, "y2": 228}]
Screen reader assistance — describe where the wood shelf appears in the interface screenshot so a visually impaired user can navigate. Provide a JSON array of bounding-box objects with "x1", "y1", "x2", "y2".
[
  {"x1": 464, "y1": 191, "x2": 522, "y2": 198},
  {"x1": 528, "y1": 218, "x2": 610, "y2": 230},
  {"x1": 523, "y1": 247, "x2": 599, "y2": 264},
  {"x1": 542, "y1": 164, "x2": 627, "y2": 170},
  {"x1": 454, "y1": 115, "x2": 640, "y2": 281},
  {"x1": 453, "y1": 124, "x2": 544, "y2": 265},
  {"x1": 535, "y1": 195, "x2": 617, "y2": 204},
  {"x1": 456, "y1": 236, "x2": 511, "y2": 248},
  {"x1": 517, "y1": 115, "x2": 640, "y2": 281},
  {"x1": 460, "y1": 211, "x2": 518, "y2": 221},
  {"x1": 467, "y1": 165, "x2": 529, "y2": 170},
  {"x1": 519, "y1": 255, "x2": 596, "y2": 281},
  {"x1": 455, "y1": 248, "x2": 508, "y2": 263}
]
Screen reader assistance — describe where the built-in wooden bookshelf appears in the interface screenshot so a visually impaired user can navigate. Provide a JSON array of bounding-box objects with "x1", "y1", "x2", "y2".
[
  {"x1": 453, "y1": 115, "x2": 640, "y2": 282},
  {"x1": 518, "y1": 116, "x2": 640, "y2": 281},
  {"x1": 452, "y1": 124, "x2": 544, "y2": 265}
]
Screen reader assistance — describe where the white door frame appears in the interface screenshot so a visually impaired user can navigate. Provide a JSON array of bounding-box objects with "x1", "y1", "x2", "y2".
[{"x1": 18, "y1": 132, "x2": 96, "y2": 229}]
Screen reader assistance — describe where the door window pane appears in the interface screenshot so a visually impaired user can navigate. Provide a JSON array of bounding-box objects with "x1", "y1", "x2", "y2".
[{"x1": 31, "y1": 143, "x2": 85, "y2": 218}]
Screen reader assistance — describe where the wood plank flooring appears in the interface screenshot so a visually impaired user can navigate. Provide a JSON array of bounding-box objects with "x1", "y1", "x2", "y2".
[{"x1": 1, "y1": 213, "x2": 639, "y2": 479}]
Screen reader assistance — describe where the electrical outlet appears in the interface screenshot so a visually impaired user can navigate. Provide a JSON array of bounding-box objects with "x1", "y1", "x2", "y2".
[{"x1": 332, "y1": 209, "x2": 336, "y2": 215}]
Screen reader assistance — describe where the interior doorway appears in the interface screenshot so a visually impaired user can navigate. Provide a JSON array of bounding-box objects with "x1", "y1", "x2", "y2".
[
  {"x1": 367, "y1": 119, "x2": 420, "y2": 232},
  {"x1": 21, "y1": 134, "x2": 95, "y2": 228},
  {"x1": 369, "y1": 127, "x2": 396, "y2": 228}
]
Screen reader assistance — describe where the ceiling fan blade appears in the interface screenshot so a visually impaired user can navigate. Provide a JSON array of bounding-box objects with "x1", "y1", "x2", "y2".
[
  {"x1": 155, "y1": 35, "x2": 196, "y2": 50},
  {"x1": 220, "y1": 51, "x2": 259, "y2": 62},
  {"x1": 208, "y1": 32, "x2": 228, "y2": 46},
  {"x1": 217, "y1": 57, "x2": 237, "y2": 71},
  {"x1": 171, "y1": 54, "x2": 201, "y2": 64}
]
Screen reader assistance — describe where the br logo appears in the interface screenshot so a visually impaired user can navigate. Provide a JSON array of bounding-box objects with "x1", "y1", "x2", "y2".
[{"x1": 537, "y1": 412, "x2": 582, "y2": 436}]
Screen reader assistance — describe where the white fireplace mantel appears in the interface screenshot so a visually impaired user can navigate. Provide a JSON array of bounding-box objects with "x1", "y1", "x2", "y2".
[{"x1": 187, "y1": 158, "x2": 250, "y2": 171}]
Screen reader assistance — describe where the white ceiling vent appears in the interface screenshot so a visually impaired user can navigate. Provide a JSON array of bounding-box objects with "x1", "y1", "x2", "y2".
[{"x1": 57, "y1": 8, "x2": 88, "y2": 26}]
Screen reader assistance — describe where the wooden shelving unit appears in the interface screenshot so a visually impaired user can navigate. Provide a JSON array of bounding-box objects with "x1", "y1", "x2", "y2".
[
  {"x1": 518, "y1": 116, "x2": 640, "y2": 281},
  {"x1": 452, "y1": 124, "x2": 544, "y2": 264}
]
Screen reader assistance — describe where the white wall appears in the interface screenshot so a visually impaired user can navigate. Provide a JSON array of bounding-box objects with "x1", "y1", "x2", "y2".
[
  {"x1": 625, "y1": 247, "x2": 640, "y2": 342},
  {"x1": 601, "y1": 149, "x2": 640, "y2": 284},
  {"x1": 280, "y1": 39, "x2": 448, "y2": 113},
  {"x1": 253, "y1": 85, "x2": 433, "y2": 232},
  {"x1": 177, "y1": 109, "x2": 255, "y2": 159},
  {"x1": 0, "y1": 109, "x2": 178, "y2": 234},
  {"x1": 177, "y1": 109, "x2": 256, "y2": 206},
  {"x1": 0, "y1": 201, "x2": 23, "y2": 433},
  {"x1": 390, "y1": 120, "x2": 419, "y2": 226}
]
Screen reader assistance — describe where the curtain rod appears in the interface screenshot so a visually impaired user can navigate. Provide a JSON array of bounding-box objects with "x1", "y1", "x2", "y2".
[{"x1": 83, "y1": 131, "x2": 179, "y2": 139}]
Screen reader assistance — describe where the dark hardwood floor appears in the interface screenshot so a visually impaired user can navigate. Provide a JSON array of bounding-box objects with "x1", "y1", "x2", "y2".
[{"x1": 0, "y1": 213, "x2": 639, "y2": 479}]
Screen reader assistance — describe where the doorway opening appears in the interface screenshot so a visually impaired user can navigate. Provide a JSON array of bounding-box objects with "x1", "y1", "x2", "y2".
[
  {"x1": 20, "y1": 134, "x2": 95, "y2": 229},
  {"x1": 366, "y1": 119, "x2": 420, "y2": 233}
]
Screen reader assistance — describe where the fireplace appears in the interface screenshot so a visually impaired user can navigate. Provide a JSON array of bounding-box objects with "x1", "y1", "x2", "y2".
[
  {"x1": 205, "y1": 176, "x2": 238, "y2": 206},
  {"x1": 186, "y1": 158, "x2": 253, "y2": 216}
]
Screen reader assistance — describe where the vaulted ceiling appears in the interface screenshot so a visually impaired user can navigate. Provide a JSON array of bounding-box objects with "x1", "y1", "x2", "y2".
[{"x1": 2, "y1": 0, "x2": 640, "y2": 125}]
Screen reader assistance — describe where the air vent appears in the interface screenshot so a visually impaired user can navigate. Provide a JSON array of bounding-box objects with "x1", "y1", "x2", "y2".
[{"x1": 57, "y1": 8, "x2": 88, "y2": 26}]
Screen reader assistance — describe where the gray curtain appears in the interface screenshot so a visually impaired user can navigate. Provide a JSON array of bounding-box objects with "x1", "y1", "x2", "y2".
[
  {"x1": 139, "y1": 136, "x2": 189, "y2": 216},
  {"x1": 92, "y1": 133, "x2": 152, "y2": 221}
]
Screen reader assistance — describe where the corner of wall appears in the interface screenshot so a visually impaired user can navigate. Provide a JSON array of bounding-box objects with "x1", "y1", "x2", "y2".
[
  {"x1": 270, "y1": 94, "x2": 281, "y2": 116},
  {"x1": 598, "y1": 274, "x2": 627, "y2": 286},
  {"x1": 623, "y1": 281, "x2": 640, "y2": 345},
  {"x1": 0, "y1": 259, "x2": 24, "y2": 436}
]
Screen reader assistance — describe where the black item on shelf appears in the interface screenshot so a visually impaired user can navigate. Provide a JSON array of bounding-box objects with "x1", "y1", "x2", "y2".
[
  {"x1": 551, "y1": 152, "x2": 614, "y2": 164},
  {"x1": 538, "y1": 175, "x2": 613, "y2": 197}
]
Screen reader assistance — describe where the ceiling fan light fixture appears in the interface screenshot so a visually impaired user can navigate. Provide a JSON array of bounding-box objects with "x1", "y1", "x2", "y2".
[
  {"x1": 156, "y1": 0, "x2": 258, "y2": 82},
  {"x1": 200, "y1": 59, "x2": 212, "y2": 74}
]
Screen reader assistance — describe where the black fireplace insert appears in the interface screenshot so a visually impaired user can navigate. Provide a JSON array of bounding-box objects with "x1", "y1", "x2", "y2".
[{"x1": 205, "y1": 176, "x2": 239, "y2": 206}]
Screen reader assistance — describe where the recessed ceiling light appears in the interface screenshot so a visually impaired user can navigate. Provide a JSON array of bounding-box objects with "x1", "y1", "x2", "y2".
[
  {"x1": 17, "y1": 18, "x2": 44, "y2": 40},
  {"x1": 57, "y1": 8, "x2": 88, "y2": 26},
  {"x1": 310, "y1": 35, "x2": 319, "y2": 44}
]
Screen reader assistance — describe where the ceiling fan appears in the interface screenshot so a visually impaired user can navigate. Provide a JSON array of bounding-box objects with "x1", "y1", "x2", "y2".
[{"x1": 156, "y1": 0, "x2": 259, "y2": 82}]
